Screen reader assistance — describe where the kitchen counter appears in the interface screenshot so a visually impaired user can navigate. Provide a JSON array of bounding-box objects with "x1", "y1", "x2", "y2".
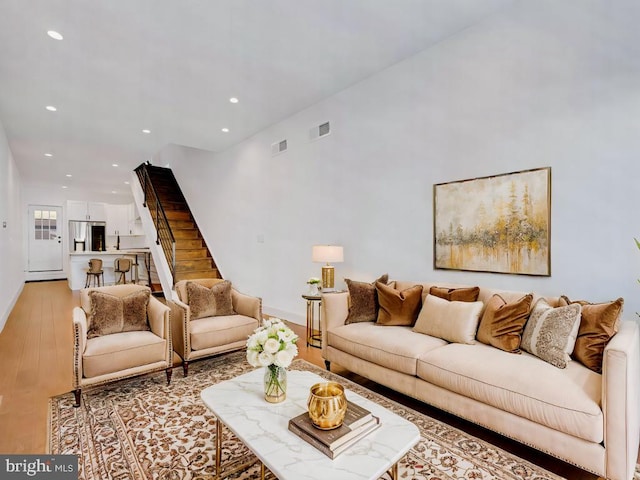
[{"x1": 68, "y1": 249, "x2": 152, "y2": 290}]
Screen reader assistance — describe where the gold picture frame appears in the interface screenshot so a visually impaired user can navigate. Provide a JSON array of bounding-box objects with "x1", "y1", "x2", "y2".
[{"x1": 433, "y1": 167, "x2": 551, "y2": 276}]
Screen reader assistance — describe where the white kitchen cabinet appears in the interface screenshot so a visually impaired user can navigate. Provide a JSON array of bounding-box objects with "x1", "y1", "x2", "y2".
[
  {"x1": 127, "y1": 203, "x2": 144, "y2": 236},
  {"x1": 67, "y1": 201, "x2": 107, "y2": 221},
  {"x1": 105, "y1": 204, "x2": 130, "y2": 236}
]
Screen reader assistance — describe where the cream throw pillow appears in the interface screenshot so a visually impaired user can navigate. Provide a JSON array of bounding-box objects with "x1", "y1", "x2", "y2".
[
  {"x1": 413, "y1": 294, "x2": 483, "y2": 344},
  {"x1": 521, "y1": 298, "x2": 582, "y2": 369}
]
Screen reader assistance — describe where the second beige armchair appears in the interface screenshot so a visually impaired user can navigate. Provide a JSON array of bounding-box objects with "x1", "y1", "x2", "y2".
[{"x1": 169, "y1": 279, "x2": 262, "y2": 376}]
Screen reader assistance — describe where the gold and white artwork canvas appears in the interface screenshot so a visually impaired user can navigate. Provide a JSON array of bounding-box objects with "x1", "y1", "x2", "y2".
[{"x1": 434, "y1": 167, "x2": 551, "y2": 276}]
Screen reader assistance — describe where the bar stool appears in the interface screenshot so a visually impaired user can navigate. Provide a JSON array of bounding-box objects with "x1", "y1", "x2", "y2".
[
  {"x1": 85, "y1": 259, "x2": 104, "y2": 287},
  {"x1": 114, "y1": 257, "x2": 132, "y2": 285}
]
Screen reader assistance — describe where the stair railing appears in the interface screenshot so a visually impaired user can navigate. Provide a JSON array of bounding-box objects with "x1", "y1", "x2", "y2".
[{"x1": 135, "y1": 164, "x2": 176, "y2": 277}]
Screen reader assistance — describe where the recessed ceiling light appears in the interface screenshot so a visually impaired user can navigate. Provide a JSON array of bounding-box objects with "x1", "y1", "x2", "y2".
[
  {"x1": 112, "y1": 163, "x2": 119, "y2": 167},
  {"x1": 142, "y1": 129, "x2": 151, "y2": 134},
  {"x1": 229, "y1": 97, "x2": 239, "y2": 104},
  {"x1": 44, "y1": 153, "x2": 53, "y2": 157},
  {"x1": 62, "y1": 186, "x2": 68, "y2": 189},
  {"x1": 124, "y1": 181, "x2": 130, "y2": 185},
  {"x1": 46, "y1": 105, "x2": 57, "y2": 112},
  {"x1": 111, "y1": 191, "x2": 117, "y2": 194},
  {"x1": 221, "y1": 127, "x2": 229, "y2": 133},
  {"x1": 65, "y1": 174, "x2": 72, "y2": 177},
  {"x1": 47, "y1": 30, "x2": 63, "y2": 40}
]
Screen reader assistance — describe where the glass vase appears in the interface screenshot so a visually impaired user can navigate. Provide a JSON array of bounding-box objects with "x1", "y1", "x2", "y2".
[
  {"x1": 308, "y1": 283, "x2": 319, "y2": 296},
  {"x1": 264, "y1": 365, "x2": 287, "y2": 403}
]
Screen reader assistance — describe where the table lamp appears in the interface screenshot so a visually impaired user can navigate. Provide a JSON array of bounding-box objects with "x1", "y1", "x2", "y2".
[{"x1": 312, "y1": 245, "x2": 344, "y2": 290}]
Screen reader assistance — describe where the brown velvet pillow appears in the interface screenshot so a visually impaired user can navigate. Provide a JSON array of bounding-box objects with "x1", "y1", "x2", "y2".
[
  {"x1": 430, "y1": 286, "x2": 480, "y2": 302},
  {"x1": 187, "y1": 280, "x2": 236, "y2": 320},
  {"x1": 559, "y1": 295, "x2": 623, "y2": 373},
  {"x1": 344, "y1": 274, "x2": 389, "y2": 324},
  {"x1": 88, "y1": 289, "x2": 150, "y2": 339},
  {"x1": 476, "y1": 293, "x2": 533, "y2": 353},
  {"x1": 375, "y1": 282, "x2": 423, "y2": 326}
]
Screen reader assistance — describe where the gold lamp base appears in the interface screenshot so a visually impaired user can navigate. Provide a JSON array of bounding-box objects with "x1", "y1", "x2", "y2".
[{"x1": 321, "y1": 265, "x2": 335, "y2": 290}]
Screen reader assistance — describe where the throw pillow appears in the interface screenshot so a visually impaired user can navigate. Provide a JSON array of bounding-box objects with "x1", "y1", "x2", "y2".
[
  {"x1": 88, "y1": 289, "x2": 151, "y2": 339},
  {"x1": 521, "y1": 298, "x2": 582, "y2": 369},
  {"x1": 476, "y1": 293, "x2": 533, "y2": 353},
  {"x1": 344, "y1": 274, "x2": 389, "y2": 324},
  {"x1": 121, "y1": 289, "x2": 151, "y2": 333},
  {"x1": 429, "y1": 286, "x2": 480, "y2": 302},
  {"x1": 559, "y1": 295, "x2": 623, "y2": 373},
  {"x1": 375, "y1": 282, "x2": 423, "y2": 326},
  {"x1": 88, "y1": 291, "x2": 124, "y2": 338},
  {"x1": 187, "y1": 280, "x2": 236, "y2": 320},
  {"x1": 413, "y1": 294, "x2": 484, "y2": 344}
]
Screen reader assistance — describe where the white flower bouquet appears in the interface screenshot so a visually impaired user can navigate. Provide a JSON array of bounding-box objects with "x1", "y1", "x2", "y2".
[
  {"x1": 247, "y1": 318, "x2": 299, "y2": 402},
  {"x1": 246, "y1": 317, "x2": 299, "y2": 368}
]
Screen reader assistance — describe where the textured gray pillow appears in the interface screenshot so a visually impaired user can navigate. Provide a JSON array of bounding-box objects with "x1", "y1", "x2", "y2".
[
  {"x1": 344, "y1": 274, "x2": 389, "y2": 324},
  {"x1": 521, "y1": 298, "x2": 581, "y2": 368}
]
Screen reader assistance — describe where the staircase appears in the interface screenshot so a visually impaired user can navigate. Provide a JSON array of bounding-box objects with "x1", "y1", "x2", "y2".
[{"x1": 134, "y1": 163, "x2": 221, "y2": 286}]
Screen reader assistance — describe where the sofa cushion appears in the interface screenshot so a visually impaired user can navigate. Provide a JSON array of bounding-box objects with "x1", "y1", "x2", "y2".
[
  {"x1": 559, "y1": 295, "x2": 623, "y2": 373},
  {"x1": 429, "y1": 286, "x2": 480, "y2": 302},
  {"x1": 375, "y1": 282, "x2": 423, "y2": 326},
  {"x1": 413, "y1": 294, "x2": 483, "y2": 344},
  {"x1": 476, "y1": 293, "x2": 533, "y2": 352},
  {"x1": 344, "y1": 274, "x2": 389, "y2": 324},
  {"x1": 187, "y1": 280, "x2": 235, "y2": 320},
  {"x1": 83, "y1": 331, "x2": 165, "y2": 378},
  {"x1": 521, "y1": 298, "x2": 582, "y2": 369},
  {"x1": 87, "y1": 289, "x2": 150, "y2": 339},
  {"x1": 327, "y1": 322, "x2": 447, "y2": 376},
  {"x1": 416, "y1": 342, "x2": 603, "y2": 442},
  {"x1": 190, "y1": 314, "x2": 259, "y2": 350}
]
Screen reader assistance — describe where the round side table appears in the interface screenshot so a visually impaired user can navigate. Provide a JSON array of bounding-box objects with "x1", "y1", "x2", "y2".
[{"x1": 301, "y1": 294, "x2": 322, "y2": 348}]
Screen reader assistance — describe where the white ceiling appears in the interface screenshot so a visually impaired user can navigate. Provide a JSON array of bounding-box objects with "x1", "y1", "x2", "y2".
[{"x1": 0, "y1": 0, "x2": 514, "y2": 196}]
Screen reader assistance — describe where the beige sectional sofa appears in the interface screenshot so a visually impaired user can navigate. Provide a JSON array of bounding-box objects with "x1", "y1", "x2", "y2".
[{"x1": 321, "y1": 281, "x2": 640, "y2": 480}]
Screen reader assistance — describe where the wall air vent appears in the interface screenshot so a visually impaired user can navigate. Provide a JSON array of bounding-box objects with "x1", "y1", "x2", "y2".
[
  {"x1": 271, "y1": 139, "x2": 288, "y2": 156},
  {"x1": 309, "y1": 121, "x2": 331, "y2": 142}
]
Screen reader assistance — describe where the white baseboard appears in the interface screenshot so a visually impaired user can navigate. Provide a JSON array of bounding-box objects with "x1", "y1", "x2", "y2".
[
  {"x1": 263, "y1": 306, "x2": 305, "y2": 327},
  {"x1": 0, "y1": 281, "x2": 24, "y2": 334}
]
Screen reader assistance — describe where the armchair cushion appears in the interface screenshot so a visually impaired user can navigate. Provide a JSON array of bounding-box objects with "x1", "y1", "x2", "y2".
[
  {"x1": 187, "y1": 280, "x2": 236, "y2": 320},
  {"x1": 87, "y1": 289, "x2": 150, "y2": 339},
  {"x1": 83, "y1": 331, "x2": 166, "y2": 378}
]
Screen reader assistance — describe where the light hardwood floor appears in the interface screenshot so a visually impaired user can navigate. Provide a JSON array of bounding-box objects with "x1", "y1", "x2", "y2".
[{"x1": 0, "y1": 280, "x2": 633, "y2": 479}]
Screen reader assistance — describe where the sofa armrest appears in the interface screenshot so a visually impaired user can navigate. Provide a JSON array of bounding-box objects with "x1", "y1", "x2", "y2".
[
  {"x1": 602, "y1": 320, "x2": 640, "y2": 480},
  {"x1": 147, "y1": 296, "x2": 172, "y2": 366},
  {"x1": 72, "y1": 307, "x2": 88, "y2": 388},
  {"x1": 168, "y1": 298, "x2": 190, "y2": 361},
  {"x1": 147, "y1": 296, "x2": 170, "y2": 339},
  {"x1": 320, "y1": 292, "x2": 349, "y2": 355},
  {"x1": 232, "y1": 289, "x2": 262, "y2": 321}
]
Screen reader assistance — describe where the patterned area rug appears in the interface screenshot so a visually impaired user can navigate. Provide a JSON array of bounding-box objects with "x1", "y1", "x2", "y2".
[{"x1": 49, "y1": 351, "x2": 566, "y2": 480}]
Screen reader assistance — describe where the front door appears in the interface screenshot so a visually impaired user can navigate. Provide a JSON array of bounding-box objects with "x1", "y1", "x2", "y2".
[{"x1": 28, "y1": 205, "x2": 63, "y2": 272}]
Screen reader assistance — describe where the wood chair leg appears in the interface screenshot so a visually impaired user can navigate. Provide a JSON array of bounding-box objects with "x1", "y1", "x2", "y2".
[
  {"x1": 166, "y1": 367, "x2": 173, "y2": 385},
  {"x1": 73, "y1": 389, "x2": 81, "y2": 408},
  {"x1": 324, "y1": 360, "x2": 331, "y2": 371},
  {"x1": 183, "y1": 361, "x2": 189, "y2": 377}
]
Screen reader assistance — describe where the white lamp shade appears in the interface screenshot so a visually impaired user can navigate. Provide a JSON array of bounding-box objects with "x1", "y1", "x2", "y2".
[{"x1": 312, "y1": 245, "x2": 344, "y2": 263}]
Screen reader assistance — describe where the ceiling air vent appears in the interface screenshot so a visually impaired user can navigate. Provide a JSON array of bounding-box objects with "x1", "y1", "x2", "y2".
[
  {"x1": 271, "y1": 139, "x2": 288, "y2": 156},
  {"x1": 309, "y1": 121, "x2": 331, "y2": 142}
]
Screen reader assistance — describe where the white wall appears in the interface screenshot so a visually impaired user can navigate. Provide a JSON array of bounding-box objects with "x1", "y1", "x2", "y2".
[
  {"x1": 0, "y1": 119, "x2": 24, "y2": 331},
  {"x1": 170, "y1": 0, "x2": 640, "y2": 325}
]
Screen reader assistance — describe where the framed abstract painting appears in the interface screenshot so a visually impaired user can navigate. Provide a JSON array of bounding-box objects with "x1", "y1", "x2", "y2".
[{"x1": 433, "y1": 167, "x2": 551, "y2": 276}]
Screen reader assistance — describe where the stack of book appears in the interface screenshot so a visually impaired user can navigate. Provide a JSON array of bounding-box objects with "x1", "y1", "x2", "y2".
[{"x1": 288, "y1": 402, "x2": 381, "y2": 459}]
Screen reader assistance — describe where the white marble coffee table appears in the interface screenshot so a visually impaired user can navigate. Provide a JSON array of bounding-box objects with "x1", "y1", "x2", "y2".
[{"x1": 201, "y1": 368, "x2": 420, "y2": 480}]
